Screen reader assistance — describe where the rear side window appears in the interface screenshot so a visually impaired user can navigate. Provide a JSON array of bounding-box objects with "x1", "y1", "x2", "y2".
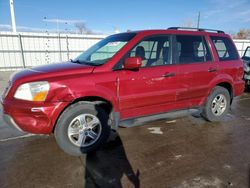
[
  {"x1": 210, "y1": 36, "x2": 239, "y2": 61},
  {"x1": 176, "y1": 35, "x2": 212, "y2": 64}
]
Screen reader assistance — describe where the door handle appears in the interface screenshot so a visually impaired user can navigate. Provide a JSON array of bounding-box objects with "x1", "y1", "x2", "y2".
[
  {"x1": 162, "y1": 72, "x2": 175, "y2": 77},
  {"x1": 208, "y1": 68, "x2": 217, "y2": 72}
]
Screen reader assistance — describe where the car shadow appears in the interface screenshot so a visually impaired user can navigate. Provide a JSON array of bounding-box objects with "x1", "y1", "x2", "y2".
[
  {"x1": 83, "y1": 134, "x2": 140, "y2": 188},
  {"x1": 81, "y1": 102, "x2": 140, "y2": 187}
]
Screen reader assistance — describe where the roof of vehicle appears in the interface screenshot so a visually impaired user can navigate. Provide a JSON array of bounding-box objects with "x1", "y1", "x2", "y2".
[{"x1": 122, "y1": 27, "x2": 229, "y2": 37}]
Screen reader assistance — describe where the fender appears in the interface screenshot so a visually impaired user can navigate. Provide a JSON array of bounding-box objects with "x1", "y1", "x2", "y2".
[
  {"x1": 73, "y1": 85, "x2": 119, "y2": 111},
  {"x1": 208, "y1": 73, "x2": 233, "y2": 94},
  {"x1": 47, "y1": 80, "x2": 119, "y2": 111}
]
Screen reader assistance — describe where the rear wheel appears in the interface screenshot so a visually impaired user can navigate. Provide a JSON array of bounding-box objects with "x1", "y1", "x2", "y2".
[
  {"x1": 54, "y1": 102, "x2": 110, "y2": 156},
  {"x1": 202, "y1": 86, "x2": 230, "y2": 122}
]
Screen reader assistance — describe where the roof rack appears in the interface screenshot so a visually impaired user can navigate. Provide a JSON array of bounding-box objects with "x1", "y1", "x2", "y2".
[{"x1": 168, "y1": 27, "x2": 225, "y2": 34}]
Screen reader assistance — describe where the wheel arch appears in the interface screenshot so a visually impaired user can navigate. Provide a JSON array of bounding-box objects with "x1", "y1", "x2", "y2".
[
  {"x1": 52, "y1": 96, "x2": 117, "y2": 133},
  {"x1": 216, "y1": 82, "x2": 233, "y2": 104}
]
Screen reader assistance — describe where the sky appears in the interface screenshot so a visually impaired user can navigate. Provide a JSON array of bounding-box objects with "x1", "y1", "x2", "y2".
[{"x1": 0, "y1": 0, "x2": 250, "y2": 34}]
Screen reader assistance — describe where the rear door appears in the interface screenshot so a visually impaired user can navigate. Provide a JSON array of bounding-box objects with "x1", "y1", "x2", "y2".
[
  {"x1": 116, "y1": 35, "x2": 180, "y2": 119},
  {"x1": 174, "y1": 35, "x2": 216, "y2": 106}
]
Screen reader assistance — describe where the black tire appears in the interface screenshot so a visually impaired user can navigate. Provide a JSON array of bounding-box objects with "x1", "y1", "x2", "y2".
[
  {"x1": 202, "y1": 86, "x2": 230, "y2": 122},
  {"x1": 54, "y1": 101, "x2": 110, "y2": 156}
]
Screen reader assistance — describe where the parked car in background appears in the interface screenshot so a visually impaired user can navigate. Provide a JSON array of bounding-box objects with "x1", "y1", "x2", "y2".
[
  {"x1": 242, "y1": 46, "x2": 250, "y2": 85},
  {"x1": 1, "y1": 27, "x2": 245, "y2": 156}
]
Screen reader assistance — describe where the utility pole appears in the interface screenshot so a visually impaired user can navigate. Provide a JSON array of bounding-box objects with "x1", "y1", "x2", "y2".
[
  {"x1": 197, "y1": 11, "x2": 200, "y2": 29},
  {"x1": 56, "y1": 19, "x2": 59, "y2": 34},
  {"x1": 9, "y1": 0, "x2": 17, "y2": 32}
]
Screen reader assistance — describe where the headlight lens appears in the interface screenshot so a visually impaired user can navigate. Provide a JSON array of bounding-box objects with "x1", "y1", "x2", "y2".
[{"x1": 14, "y1": 81, "x2": 50, "y2": 101}]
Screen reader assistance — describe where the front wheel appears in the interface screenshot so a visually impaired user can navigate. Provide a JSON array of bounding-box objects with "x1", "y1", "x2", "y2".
[
  {"x1": 202, "y1": 86, "x2": 230, "y2": 122},
  {"x1": 54, "y1": 102, "x2": 110, "y2": 156}
]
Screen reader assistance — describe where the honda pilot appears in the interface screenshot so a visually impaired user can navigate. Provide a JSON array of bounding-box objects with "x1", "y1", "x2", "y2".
[{"x1": 1, "y1": 27, "x2": 244, "y2": 156}]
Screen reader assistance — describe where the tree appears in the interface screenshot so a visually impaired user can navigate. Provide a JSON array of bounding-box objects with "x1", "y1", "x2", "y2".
[
  {"x1": 233, "y1": 29, "x2": 250, "y2": 39},
  {"x1": 74, "y1": 22, "x2": 93, "y2": 34}
]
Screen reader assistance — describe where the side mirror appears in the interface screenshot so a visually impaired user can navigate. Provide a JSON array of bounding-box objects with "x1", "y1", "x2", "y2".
[{"x1": 124, "y1": 57, "x2": 142, "y2": 70}]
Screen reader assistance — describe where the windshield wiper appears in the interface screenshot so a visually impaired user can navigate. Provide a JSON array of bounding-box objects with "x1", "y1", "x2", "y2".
[
  {"x1": 70, "y1": 59, "x2": 98, "y2": 66},
  {"x1": 70, "y1": 59, "x2": 82, "y2": 64},
  {"x1": 70, "y1": 59, "x2": 94, "y2": 66}
]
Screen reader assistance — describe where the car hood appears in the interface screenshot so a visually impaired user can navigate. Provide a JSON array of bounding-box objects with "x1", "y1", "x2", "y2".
[{"x1": 10, "y1": 61, "x2": 95, "y2": 83}]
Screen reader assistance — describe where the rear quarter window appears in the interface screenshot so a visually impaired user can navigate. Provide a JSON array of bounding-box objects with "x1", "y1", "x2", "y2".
[{"x1": 210, "y1": 36, "x2": 239, "y2": 61}]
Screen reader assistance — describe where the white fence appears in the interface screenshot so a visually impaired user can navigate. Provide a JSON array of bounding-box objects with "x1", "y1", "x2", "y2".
[
  {"x1": 233, "y1": 39, "x2": 250, "y2": 56},
  {"x1": 0, "y1": 31, "x2": 249, "y2": 71},
  {"x1": 0, "y1": 32, "x2": 106, "y2": 70}
]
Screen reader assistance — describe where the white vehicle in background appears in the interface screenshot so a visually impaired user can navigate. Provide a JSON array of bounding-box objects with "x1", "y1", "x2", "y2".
[{"x1": 242, "y1": 46, "x2": 250, "y2": 85}]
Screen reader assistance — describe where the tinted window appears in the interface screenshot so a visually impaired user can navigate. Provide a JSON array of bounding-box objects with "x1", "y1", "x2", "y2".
[
  {"x1": 176, "y1": 35, "x2": 212, "y2": 64},
  {"x1": 211, "y1": 36, "x2": 238, "y2": 61}
]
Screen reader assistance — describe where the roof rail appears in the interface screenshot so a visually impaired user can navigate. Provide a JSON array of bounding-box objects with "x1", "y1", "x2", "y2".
[{"x1": 168, "y1": 27, "x2": 225, "y2": 34}]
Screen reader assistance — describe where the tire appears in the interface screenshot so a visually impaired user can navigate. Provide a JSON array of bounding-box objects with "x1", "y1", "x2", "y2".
[
  {"x1": 54, "y1": 101, "x2": 110, "y2": 156},
  {"x1": 202, "y1": 86, "x2": 230, "y2": 122}
]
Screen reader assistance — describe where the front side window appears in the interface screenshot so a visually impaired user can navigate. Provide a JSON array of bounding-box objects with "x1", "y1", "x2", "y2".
[
  {"x1": 73, "y1": 33, "x2": 136, "y2": 66},
  {"x1": 211, "y1": 36, "x2": 239, "y2": 61},
  {"x1": 176, "y1": 35, "x2": 212, "y2": 64},
  {"x1": 116, "y1": 35, "x2": 171, "y2": 69}
]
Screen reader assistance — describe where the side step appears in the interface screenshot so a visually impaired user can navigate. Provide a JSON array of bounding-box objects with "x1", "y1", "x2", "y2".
[{"x1": 119, "y1": 109, "x2": 201, "y2": 128}]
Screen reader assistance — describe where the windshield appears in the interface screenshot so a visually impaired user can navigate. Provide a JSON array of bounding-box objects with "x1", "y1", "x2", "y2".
[{"x1": 73, "y1": 33, "x2": 136, "y2": 66}]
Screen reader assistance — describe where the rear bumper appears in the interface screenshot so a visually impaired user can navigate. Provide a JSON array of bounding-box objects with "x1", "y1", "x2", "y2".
[{"x1": 1, "y1": 99, "x2": 69, "y2": 134}]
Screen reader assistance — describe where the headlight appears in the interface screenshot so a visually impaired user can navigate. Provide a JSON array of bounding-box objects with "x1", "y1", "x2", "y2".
[{"x1": 14, "y1": 81, "x2": 50, "y2": 101}]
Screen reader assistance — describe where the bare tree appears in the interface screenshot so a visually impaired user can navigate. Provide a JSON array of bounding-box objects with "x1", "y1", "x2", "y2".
[
  {"x1": 75, "y1": 22, "x2": 93, "y2": 34},
  {"x1": 233, "y1": 29, "x2": 250, "y2": 39}
]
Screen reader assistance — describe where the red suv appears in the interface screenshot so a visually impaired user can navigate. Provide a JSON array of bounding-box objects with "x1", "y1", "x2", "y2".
[{"x1": 1, "y1": 27, "x2": 244, "y2": 156}]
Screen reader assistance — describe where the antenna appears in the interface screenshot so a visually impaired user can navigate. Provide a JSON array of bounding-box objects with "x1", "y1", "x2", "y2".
[{"x1": 197, "y1": 11, "x2": 200, "y2": 29}]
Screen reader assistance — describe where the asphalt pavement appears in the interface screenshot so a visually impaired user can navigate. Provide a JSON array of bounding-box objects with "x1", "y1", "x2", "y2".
[{"x1": 1, "y1": 71, "x2": 250, "y2": 187}]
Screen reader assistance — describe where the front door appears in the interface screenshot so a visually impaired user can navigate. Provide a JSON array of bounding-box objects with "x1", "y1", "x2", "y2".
[{"x1": 116, "y1": 35, "x2": 180, "y2": 119}]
